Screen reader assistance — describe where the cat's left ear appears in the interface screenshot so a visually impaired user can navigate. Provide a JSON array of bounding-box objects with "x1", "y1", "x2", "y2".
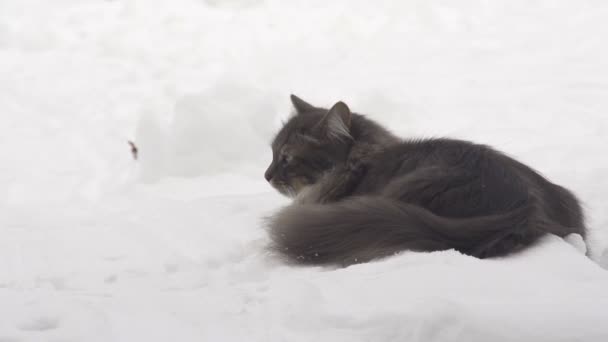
[
  {"x1": 317, "y1": 101, "x2": 352, "y2": 140},
  {"x1": 290, "y1": 94, "x2": 316, "y2": 114}
]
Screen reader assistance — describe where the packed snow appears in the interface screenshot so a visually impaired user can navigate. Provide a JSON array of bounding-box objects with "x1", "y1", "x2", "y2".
[{"x1": 1, "y1": 0, "x2": 608, "y2": 341}]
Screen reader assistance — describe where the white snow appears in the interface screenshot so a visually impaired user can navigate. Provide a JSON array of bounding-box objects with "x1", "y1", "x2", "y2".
[{"x1": 1, "y1": 0, "x2": 608, "y2": 341}]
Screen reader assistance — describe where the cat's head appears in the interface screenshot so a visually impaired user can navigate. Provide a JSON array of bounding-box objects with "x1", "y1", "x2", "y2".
[{"x1": 265, "y1": 95, "x2": 353, "y2": 197}]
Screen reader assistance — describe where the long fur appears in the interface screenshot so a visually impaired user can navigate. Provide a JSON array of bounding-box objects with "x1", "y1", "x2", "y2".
[
  {"x1": 268, "y1": 196, "x2": 540, "y2": 266},
  {"x1": 265, "y1": 96, "x2": 586, "y2": 266}
]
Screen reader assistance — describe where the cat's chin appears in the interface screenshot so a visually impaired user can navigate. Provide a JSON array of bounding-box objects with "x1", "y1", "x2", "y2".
[
  {"x1": 272, "y1": 177, "x2": 318, "y2": 201},
  {"x1": 270, "y1": 181, "x2": 298, "y2": 198},
  {"x1": 272, "y1": 182, "x2": 320, "y2": 203}
]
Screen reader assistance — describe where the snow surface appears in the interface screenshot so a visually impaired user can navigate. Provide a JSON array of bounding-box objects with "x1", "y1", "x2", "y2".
[{"x1": 2, "y1": 0, "x2": 608, "y2": 341}]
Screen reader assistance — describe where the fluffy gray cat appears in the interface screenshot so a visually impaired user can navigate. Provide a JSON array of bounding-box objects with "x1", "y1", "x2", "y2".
[{"x1": 265, "y1": 95, "x2": 585, "y2": 266}]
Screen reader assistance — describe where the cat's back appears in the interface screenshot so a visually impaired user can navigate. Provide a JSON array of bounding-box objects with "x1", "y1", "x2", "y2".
[
  {"x1": 355, "y1": 138, "x2": 495, "y2": 193},
  {"x1": 359, "y1": 137, "x2": 584, "y2": 234},
  {"x1": 367, "y1": 137, "x2": 493, "y2": 172}
]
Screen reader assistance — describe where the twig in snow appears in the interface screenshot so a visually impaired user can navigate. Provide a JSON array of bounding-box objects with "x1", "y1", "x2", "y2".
[{"x1": 128, "y1": 140, "x2": 138, "y2": 160}]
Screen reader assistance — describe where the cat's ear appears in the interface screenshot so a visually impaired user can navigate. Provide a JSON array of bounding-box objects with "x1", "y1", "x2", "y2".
[
  {"x1": 317, "y1": 101, "x2": 352, "y2": 140},
  {"x1": 290, "y1": 94, "x2": 316, "y2": 114}
]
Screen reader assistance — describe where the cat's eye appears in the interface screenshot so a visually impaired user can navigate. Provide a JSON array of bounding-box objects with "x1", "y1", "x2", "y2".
[{"x1": 280, "y1": 155, "x2": 290, "y2": 167}]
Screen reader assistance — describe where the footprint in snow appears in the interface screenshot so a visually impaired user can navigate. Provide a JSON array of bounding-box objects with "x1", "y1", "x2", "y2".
[
  {"x1": 600, "y1": 249, "x2": 608, "y2": 270},
  {"x1": 104, "y1": 275, "x2": 118, "y2": 284},
  {"x1": 0, "y1": 337, "x2": 22, "y2": 342},
  {"x1": 17, "y1": 316, "x2": 60, "y2": 332}
]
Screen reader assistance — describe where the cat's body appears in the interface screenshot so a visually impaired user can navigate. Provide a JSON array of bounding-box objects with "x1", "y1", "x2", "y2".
[{"x1": 265, "y1": 95, "x2": 585, "y2": 266}]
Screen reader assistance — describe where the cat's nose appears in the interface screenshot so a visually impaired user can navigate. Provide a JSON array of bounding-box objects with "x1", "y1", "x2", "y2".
[
  {"x1": 265, "y1": 162, "x2": 278, "y2": 182},
  {"x1": 264, "y1": 169, "x2": 273, "y2": 182}
]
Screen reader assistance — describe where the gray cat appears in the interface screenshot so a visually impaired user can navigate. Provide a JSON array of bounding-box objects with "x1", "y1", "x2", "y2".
[{"x1": 265, "y1": 95, "x2": 585, "y2": 266}]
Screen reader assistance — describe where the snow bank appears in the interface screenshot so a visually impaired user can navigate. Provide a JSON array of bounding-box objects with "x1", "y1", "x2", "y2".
[
  {"x1": 135, "y1": 83, "x2": 279, "y2": 182},
  {"x1": 1, "y1": 0, "x2": 608, "y2": 341}
]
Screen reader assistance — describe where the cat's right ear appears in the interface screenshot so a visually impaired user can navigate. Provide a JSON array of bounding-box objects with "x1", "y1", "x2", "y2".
[
  {"x1": 290, "y1": 94, "x2": 316, "y2": 114},
  {"x1": 316, "y1": 101, "x2": 352, "y2": 141}
]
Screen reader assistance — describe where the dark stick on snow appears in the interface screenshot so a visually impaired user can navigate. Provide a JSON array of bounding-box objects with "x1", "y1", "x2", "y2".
[{"x1": 128, "y1": 141, "x2": 138, "y2": 160}]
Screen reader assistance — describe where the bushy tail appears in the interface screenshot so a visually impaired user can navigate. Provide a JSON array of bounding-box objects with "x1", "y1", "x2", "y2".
[{"x1": 267, "y1": 196, "x2": 536, "y2": 266}]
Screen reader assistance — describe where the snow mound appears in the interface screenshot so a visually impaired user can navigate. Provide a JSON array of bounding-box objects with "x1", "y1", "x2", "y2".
[
  {"x1": 135, "y1": 82, "x2": 279, "y2": 182},
  {"x1": 564, "y1": 233, "x2": 588, "y2": 255}
]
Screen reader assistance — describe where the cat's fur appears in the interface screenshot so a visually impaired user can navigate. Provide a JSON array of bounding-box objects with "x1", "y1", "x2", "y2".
[{"x1": 265, "y1": 95, "x2": 585, "y2": 266}]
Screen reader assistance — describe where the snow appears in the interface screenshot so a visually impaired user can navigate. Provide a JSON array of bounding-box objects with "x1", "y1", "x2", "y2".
[{"x1": 1, "y1": 0, "x2": 608, "y2": 341}]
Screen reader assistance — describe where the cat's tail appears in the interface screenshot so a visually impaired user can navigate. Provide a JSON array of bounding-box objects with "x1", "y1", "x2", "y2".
[{"x1": 267, "y1": 196, "x2": 536, "y2": 266}]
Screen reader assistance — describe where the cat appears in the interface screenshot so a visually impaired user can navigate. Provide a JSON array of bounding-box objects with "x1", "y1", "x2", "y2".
[{"x1": 264, "y1": 94, "x2": 586, "y2": 267}]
